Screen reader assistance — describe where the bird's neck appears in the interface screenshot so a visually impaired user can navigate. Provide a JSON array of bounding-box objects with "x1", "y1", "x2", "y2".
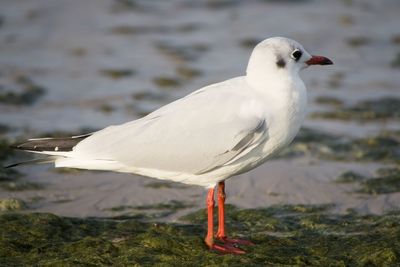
[
  {"x1": 246, "y1": 68, "x2": 301, "y2": 97},
  {"x1": 245, "y1": 68, "x2": 308, "y2": 125}
]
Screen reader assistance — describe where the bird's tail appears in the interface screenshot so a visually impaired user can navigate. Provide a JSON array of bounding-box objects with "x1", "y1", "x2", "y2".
[{"x1": 5, "y1": 134, "x2": 92, "y2": 168}]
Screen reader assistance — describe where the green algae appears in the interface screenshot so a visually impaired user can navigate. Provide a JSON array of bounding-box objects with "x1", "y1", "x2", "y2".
[
  {"x1": 391, "y1": 52, "x2": 400, "y2": 68},
  {"x1": 176, "y1": 23, "x2": 202, "y2": 33},
  {"x1": 107, "y1": 200, "x2": 192, "y2": 213},
  {"x1": 0, "y1": 180, "x2": 44, "y2": 191},
  {"x1": 52, "y1": 167, "x2": 85, "y2": 174},
  {"x1": 0, "y1": 199, "x2": 25, "y2": 211},
  {"x1": 109, "y1": 25, "x2": 165, "y2": 35},
  {"x1": 111, "y1": 0, "x2": 138, "y2": 12},
  {"x1": 51, "y1": 198, "x2": 75, "y2": 204},
  {"x1": 1, "y1": 204, "x2": 399, "y2": 266},
  {"x1": 0, "y1": 137, "x2": 14, "y2": 163},
  {"x1": 0, "y1": 138, "x2": 26, "y2": 180},
  {"x1": 346, "y1": 36, "x2": 371, "y2": 47},
  {"x1": 132, "y1": 91, "x2": 167, "y2": 102},
  {"x1": 97, "y1": 103, "x2": 116, "y2": 114},
  {"x1": 358, "y1": 167, "x2": 400, "y2": 195},
  {"x1": 262, "y1": 0, "x2": 311, "y2": 2},
  {"x1": 205, "y1": 0, "x2": 240, "y2": 9},
  {"x1": 339, "y1": 14, "x2": 354, "y2": 26},
  {"x1": 335, "y1": 168, "x2": 400, "y2": 195},
  {"x1": 69, "y1": 47, "x2": 87, "y2": 57},
  {"x1": 176, "y1": 66, "x2": 202, "y2": 80},
  {"x1": 105, "y1": 200, "x2": 193, "y2": 221},
  {"x1": 153, "y1": 77, "x2": 182, "y2": 88},
  {"x1": 135, "y1": 200, "x2": 194, "y2": 211},
  {"x1": 0, "y1": 137, "x2": 44, "y2": 191},
  {"x1": 109, "y1": 24, "x2": 200, "y2": 35},
  {"x1": 0, "y1": 145, "x2": 41, "y2": 191},
  {"x1": 0, "y1": 75, "x2": 46, "y2": 106},
  {"x1": 152, "y1": 64, "x2": 203, "y2": 89},
  {"x1": 279, "y1": 128, "x2": 400, "y2": 164},
  {"x1": 0, "y1": 123, "x2": 10, "y2": 135},
  {"x1": 351, "y1": 136, "x2": 400, "y2": 163},
  {"x1": 311, "y1": 97, "x2": 400, "y2": 121},
  {"x1": 335, "y1": 171, "x2": 365, "y2": 184},
  {"x1": 155, "y1": 42, "x2": 209, "y2": 63},
  {"x1": 0, "y1": 167, "x2": 22, "y2": 181},
  {"x1": 314, "y1": 96, "x2": 344, "y2": 107},
  {"x1": 99, "y1": 69, "x2": 136, "y2": 79}
]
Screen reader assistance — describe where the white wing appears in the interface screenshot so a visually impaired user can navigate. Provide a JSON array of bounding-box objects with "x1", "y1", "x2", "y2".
[{"x1": 73, "y1": 78, "x2": 269, "y2": 175}]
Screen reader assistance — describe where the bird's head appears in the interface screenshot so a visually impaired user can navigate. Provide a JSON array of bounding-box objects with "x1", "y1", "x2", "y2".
[{"x1": 246, "y1": 37, "x2": 333, "y2": 84}]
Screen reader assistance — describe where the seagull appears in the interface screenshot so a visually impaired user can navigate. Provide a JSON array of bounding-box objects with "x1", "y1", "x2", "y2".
[{"x1": 8, "y1": 37, "x2": 332, "y2": 254}]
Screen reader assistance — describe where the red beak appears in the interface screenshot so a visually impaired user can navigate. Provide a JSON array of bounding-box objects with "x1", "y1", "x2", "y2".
[{"x1": 306, "y1": 55, "x2": 333, "y2": 66}]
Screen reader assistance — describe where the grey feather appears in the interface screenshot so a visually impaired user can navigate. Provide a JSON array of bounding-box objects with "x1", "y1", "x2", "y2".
[{"x1": 195, "y1": 119, "x2": 267, "y2": 174}]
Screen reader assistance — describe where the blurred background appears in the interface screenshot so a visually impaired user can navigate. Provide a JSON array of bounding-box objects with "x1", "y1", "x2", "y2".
[{"x1": 0, "y1": 0, "x2": 399, "y2": 219}]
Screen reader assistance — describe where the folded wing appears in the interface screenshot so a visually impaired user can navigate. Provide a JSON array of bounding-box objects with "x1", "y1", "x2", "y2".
[{"x1": 73, "y1": 80, "x2": 269, "y2": 175}]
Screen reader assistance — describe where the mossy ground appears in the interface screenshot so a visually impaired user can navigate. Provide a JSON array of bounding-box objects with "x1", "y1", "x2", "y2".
[
  {"x1": 311, "y1": 97, "x2": 400, "y2": 121},
  {"x1": 99, "y1": 69, "x2": 136, "y2": 79},
  {"x1": 279, "y1": 128, "x2": 400, "y2": 164},
  {"x1": 104, "y1": 200, "x2": 195, "y2": 221},
  {"x1": 335, "y1": 167, "x2": 400, "y2": 195},
  {"x1": 0, "y1": 199, "x2": 25, "y2": 211},
  {"x1": 391, "y1": 52, "x2": 400, "y2": 68},
  {"x1": 0, "y1": 75, "x2": 46, "y2": 106},
  {"x1": 0, "y1": 138, "x2": 43, "y2": 192},
  {"x1": 1, "y1": 204, "x2": 399, "y2": 266}
]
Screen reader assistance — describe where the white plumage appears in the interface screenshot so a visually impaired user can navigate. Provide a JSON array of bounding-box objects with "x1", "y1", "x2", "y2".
[{"x1": 14, "y1": 37, "x2": 332, "y2": 188}]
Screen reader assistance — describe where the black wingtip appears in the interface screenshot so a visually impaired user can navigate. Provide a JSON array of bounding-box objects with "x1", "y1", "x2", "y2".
[
  {"x1": 9, "y1": 139, "x2": 31, "y2": 150},
  {"x1": 9, "y1": 143, "x2": 22, "y2": 150},
  {"x1": 9, "y1": 140, "x2": 36, "y2": 151},
  {"x1": 8, "y1": 135, "x2": 92, "y2": 152},
  {"x1": 4, "y1": 143, "x2": 26, "y2": 168},
  {"x1": 3, "y1": 156, "x2": 56, "y2": 169},
  {"x1": 4, "y1": 162, "x2": 20, "y2": 169}
]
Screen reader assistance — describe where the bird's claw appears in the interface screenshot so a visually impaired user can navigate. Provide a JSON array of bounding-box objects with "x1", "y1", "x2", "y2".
[
  {"x1": 209, "y1": 243, "x2": 246, "y2": 255},
  {"x1": 207, "y1": 236, "x2": 254, "y2": 254}
]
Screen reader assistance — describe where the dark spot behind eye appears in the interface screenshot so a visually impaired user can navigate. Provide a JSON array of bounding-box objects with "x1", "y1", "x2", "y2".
[{"x1": 276, "y1": 57, "x2": 286, "y2": 68}]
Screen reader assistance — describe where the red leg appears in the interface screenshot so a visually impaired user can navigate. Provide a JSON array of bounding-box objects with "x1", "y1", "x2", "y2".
[
  {"x1": 215, "y1": 181, "x2": 254, "y2": 246},
  {"x1": 216, "y1": 181, "x2": 226, "y2": 239},
  {"x1": 204, "y1": 186, "x2": 245, "y2": 254},
  {"x1": 204, "y1": 187, "x2": 215, "y2": 248}
]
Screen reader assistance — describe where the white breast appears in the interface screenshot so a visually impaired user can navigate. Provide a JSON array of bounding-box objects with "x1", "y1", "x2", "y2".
[{"x1": 236, "y1": 76, "x2": 308, "y2": 172}]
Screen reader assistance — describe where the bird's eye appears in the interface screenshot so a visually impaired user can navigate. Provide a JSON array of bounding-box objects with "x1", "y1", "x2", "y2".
[{"x1": 291, "y1": 49, "x2": 302, "y2": 61}]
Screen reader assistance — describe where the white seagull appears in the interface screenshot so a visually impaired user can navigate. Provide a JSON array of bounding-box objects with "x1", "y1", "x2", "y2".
[{"x1": 9, "y1": 37, "x2": 332, "y2": 254}]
